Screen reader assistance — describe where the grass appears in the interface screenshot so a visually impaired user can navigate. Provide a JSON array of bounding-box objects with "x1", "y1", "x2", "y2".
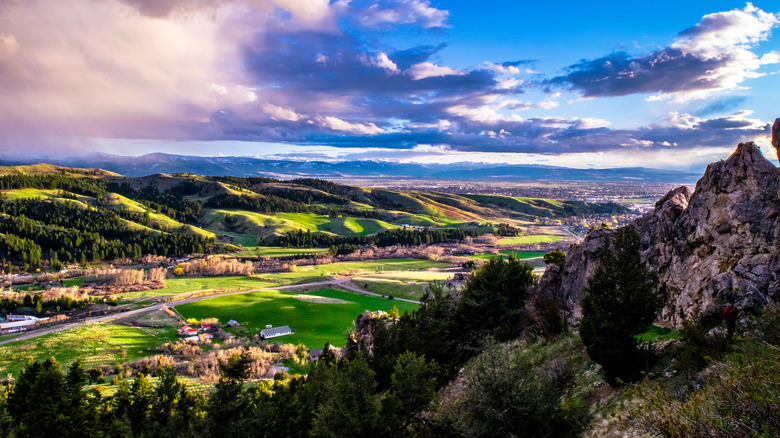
[
  {"x1": 497, "y1": 235, "x2": 564, "y2": 245},
  {"x1": 259, "y1": 259, "x2": 449, "y2": 284},
  {"x1": 11, "y1": 284, "x2": 43, "y2": 292},
  {"x1": 635, "y1": 325, "x2": 680, "y2": 343},
  {"x1": 352, "y1": 279, "x2": 428, "y2": 301},
  {"x1": 3, "y1": 188, "x2": 59, "y2": 200},
  {"x1": 0, "y1": 324, "x2": 167, "y2": 377},
  {"x1": 471, "y1": 251, "x2": 546, "y2": 260},
  {"x1": 63, "y1": 277, "x2": 85, "y2": 287},
  {"x1": 175, "y1": 288, "x2": 417, "y2": 349},
  {"x1": 120, "y1": 260, "x2": 447, "y2": 302},
  {"x1": 118, "y1": 276, "x2": 277, "y2": 300},
  {"x1": 234, "y1": 246, "x2": 329, "y2": 257}
]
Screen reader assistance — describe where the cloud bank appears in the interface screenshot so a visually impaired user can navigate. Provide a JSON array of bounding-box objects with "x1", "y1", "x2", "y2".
[{"x1": 0, "y1": 0, "x2": 775, "y2": 164}]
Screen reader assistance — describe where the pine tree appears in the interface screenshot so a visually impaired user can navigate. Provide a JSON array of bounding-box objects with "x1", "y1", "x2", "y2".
[{"x1": 580, "y1": 225, "x2": 658, "y2": 384}]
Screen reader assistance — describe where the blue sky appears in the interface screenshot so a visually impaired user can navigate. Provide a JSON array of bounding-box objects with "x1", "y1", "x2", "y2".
[{"x1": 0, "y1": 0, "x2": 778, "y2": 171}]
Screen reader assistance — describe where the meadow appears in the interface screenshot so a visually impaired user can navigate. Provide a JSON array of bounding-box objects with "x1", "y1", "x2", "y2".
[
  {"x1": 0, "y1": 323, "x2": 168, "y2": 377},
  {"x1": 234, "y1": 246, "x2": 329, "y2": 257},
  {"x1": 175, "y1": 288, "x2": 418, "y2": 349},
  {"x1": 497, "y1": 235, "x2": 564, "y2": 245}
]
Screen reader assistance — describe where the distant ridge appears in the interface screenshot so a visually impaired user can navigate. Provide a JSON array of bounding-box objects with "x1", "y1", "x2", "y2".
[
  {"x1": 0, "y1": 163, "x2": 120, "y2": 177},
  {"x1": 0, "y1": 153, "x2": 699, "y2": 183}
]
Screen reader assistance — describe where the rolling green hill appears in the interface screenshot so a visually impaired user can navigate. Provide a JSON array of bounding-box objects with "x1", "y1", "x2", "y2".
[{"x1": 0, "y1": 164, "x2": 625, "y2": 270}]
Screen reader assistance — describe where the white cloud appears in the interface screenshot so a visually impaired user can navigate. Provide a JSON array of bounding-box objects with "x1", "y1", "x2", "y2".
[
  {"x1": 374, "y1": 52, "x2": 399, "y2": 73},
  {"x1": 264, "y1": 103, "x2": 301, "y2": 121},
  {"x1": 358, "y1": 0, "x2": 449, "y2": 29},
  {"x1": 313, "y1": 116, "x2": 385, "y2": 135},
  {"x1": 405, "y1": 62, "x2": 465, "y2": 80}
]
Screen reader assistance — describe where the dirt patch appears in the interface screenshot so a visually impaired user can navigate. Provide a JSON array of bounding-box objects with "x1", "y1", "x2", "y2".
[{"x1": 293, "y1": 295, "x2": 352, "y2": 304}]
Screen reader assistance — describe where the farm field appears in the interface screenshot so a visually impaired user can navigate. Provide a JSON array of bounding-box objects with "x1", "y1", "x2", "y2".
[
  {"x1": 234, "y1": 246, "x2": 329, "y2": 257},
  {"x1": 175, "y1": 288, "x2": 418, "y2": 349},
  {"x1": 117, "y1": 276, "x2": 278, "y2": 301},
  {"x1": 471, "y1": 250, "x2": 547, "y2": 260},
  {"x1": 259, "y1": 258, "x2": 449, "y2": 284},
  {"x1": 497, "y1": 234, "x2": 564, "y2": 245},
  {"x1": 0, "y1": 323, "x2": 168, "y2": 377}
]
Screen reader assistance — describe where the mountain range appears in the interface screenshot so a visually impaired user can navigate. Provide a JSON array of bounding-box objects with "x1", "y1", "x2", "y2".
[{"x1": 0, "y1": 153, "x2": 699, "y2": 182}]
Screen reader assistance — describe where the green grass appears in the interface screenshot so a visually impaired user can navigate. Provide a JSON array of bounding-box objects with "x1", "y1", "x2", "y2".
[
  {"x1": 497, "y1": 235, "x2": 564, "y2": 245},
  {"x1": 63, "y1": 277, "x2": 85, "y2": 287},
  {"x1": 260, "y1": 259, "x2": 449, "y2": 284},
  {"x1": 471, "y1": 251, "x2": 546, "y2": 260},
  {"x1": 355, "y1": 279, "x2": 428, "y2": 301},
  {"x1": 175, "y1": 288, "x2": 418, "y2": 349},
  {"x1": 3, "y1": 188, "x2": 59, "y2": 200},
  {"x1": 635, "y1": 325, "x2": 680, "y2": 343},
  {"x1": 0, "y1": 324, "x2": 168, "y2": 377},
  {"x1": 11, "y1": 284, "x2": 42, "y2": 292},
  {"x1": 233, "y1": 246, "x2": 330, "y2": 257},
  {"x1": 118, "y1": 276, "x2": 277, "y2": 300}
]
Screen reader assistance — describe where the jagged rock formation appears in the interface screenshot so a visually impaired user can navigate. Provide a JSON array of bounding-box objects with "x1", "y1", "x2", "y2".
[
  {"x1": 538, "y1": 142, "x2": 780, "y2": 328},
  {"x1": 773, "y1": 118, "x2": 780, "y2": 161}
]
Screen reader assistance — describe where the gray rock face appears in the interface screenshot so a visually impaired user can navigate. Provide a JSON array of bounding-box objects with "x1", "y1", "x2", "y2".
[
  {"x1": 773, "y1": 118, "x2": 780, "y2": 162},
  {"x1": 539, "y1": 142, "x2": 780, "y2": 328}
]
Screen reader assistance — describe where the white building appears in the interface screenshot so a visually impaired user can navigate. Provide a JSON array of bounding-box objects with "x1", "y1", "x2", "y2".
[{"x1": 259, "y1": 325, "x2": 294, "y2": 340}]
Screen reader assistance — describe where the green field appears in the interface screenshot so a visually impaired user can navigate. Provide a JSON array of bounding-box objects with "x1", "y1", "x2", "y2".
[
  {"x1": 0, "y1": 324, "x2": 167, "y2": 377},
  {"x1": 471, "y1": 250, "x2": 546, "y2": 260},
  {"x1": 497, "y1": 235, "x2": 564, "y2": 245},
  {"x1": 259, "y1": 259, "x2": 449, "y2": 284},
  {"x1": 175, "y1": 288, "x2": 418, "y2": 349},
  {"x1": 234, "y1": 246, "x2": 330, "y2": 257},
  {"x1": 118, "y1": 276, "x2": 278, "y2": 300}
]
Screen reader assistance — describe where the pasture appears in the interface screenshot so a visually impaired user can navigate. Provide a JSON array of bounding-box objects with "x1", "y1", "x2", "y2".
[
  {"x1": 175, "y1": 288, "x2": 418, "y2": 349},
  {"x1": 0, "y1": 324, "x2": 166, "y2": 377},
  {"x1": 497, "y1": 235, "x2": 564, "y2": 245}
]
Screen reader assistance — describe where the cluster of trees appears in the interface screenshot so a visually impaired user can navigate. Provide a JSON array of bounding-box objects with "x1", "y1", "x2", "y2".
[
  {"x1": 0, "y1": 293, "x2": 116, "y2": 317},
  {"x1": 256, "y1": 187, "x2": 347, "y2": 206},
  {"x1": 495, "y1": 222, "x2": 521, "y2": 236},
  {"x1": 0, "y1": 174, "x2": 107, "y2": 198},
  {"x1": 276, "y1": 227, "x2": 480, "y2": 249},
  {"x1": 107, "y1": 182, "x2": 203, "y2": 224},
  {"x1": 0, "y1": 199, "x2": 213, "y2": 270},
  {"x1": 205, "y1": 193, "x2": 316, "y2": 214}
]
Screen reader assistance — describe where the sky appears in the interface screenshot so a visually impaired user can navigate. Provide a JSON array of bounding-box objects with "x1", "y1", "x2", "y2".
[{"x1": 1, "y1": 0, "x2": 779, "y2": 171}]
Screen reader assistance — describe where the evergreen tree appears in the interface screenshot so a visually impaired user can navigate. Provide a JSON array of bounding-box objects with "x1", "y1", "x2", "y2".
[
  {"x1": 455, "y1": 256, "x2": 534, "y2": 357},
  {"x1": 580, "y1": 225, "x2": 658, "y2": 384}
]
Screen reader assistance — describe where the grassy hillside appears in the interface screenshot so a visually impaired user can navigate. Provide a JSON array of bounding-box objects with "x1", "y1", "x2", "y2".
[{"x1": 0, "y1": 166, "x2": 622, "y2": 268}]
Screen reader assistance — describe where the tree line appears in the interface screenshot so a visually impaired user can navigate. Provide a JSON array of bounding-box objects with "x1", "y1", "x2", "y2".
[
  {"x1": 275, "y1": 227, "x2": 480, "y2": 249},
  {"x1": 0, "y1": 199, "x2": 213, "y2": 270},
  {"x1": 0, "y1": 174, "x2": 107, "y2": 198}
]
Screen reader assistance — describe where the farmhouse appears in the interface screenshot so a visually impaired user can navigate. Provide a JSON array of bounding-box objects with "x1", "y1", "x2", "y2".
[
  {"x1": 0, "y1": 315, "x2": 48, "y2": 334},
  {"x1": 260, "y1": 325, "x2": 294, "y2": 340},
  {"x1": 178, "y1": 326, "x2": 199, "y2": 336},
  {"x1": 309, "y1": 348, "x2": 323, "y2": 362}
]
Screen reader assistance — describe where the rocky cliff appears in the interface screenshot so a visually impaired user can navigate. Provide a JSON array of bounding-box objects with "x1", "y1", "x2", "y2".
[{"x1": 538, "y1": 141, "x2": 780, "y2": 328}]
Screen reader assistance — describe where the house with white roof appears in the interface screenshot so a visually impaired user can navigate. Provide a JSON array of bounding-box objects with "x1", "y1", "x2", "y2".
[{"x1": 259, "y1": 325, "x2": 294, "y2": 340}]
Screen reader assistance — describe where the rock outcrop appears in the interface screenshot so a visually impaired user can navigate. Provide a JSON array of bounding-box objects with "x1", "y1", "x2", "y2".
[
  {"x1": 773, "y1": 118, "x2": 780, "y2": 161},
  {"x1": 538, "y1": 142, "x2": 780, "y2": 328}
]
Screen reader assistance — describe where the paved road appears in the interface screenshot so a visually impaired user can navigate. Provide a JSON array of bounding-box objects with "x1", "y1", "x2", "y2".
[{"x1": 0, "y1": 279, "x2": 420, "y2": 345}]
